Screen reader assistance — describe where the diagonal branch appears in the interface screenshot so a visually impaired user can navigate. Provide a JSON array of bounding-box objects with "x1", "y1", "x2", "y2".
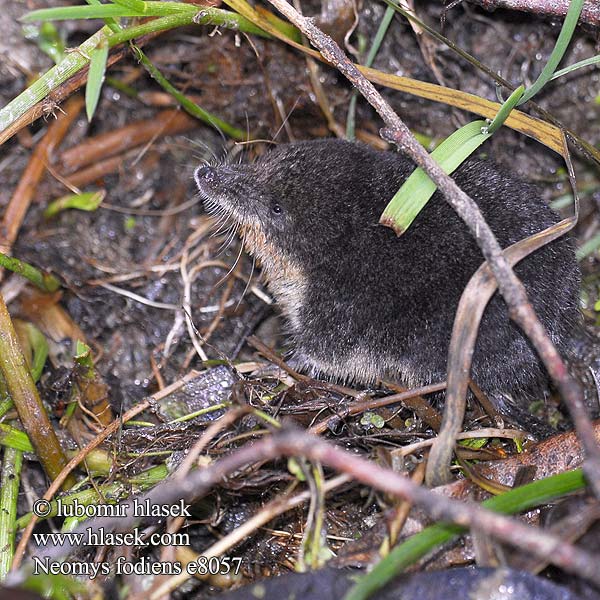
[{"x1": 263, "y1": 0, "x2": 600, "y2": 491}]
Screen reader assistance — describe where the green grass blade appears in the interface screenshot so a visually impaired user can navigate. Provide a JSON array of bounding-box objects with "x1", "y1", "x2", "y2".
[
  {"x1": 0, "y1": 396, "x2": 13, "y2": 421},
  {"x1": 0, "y1": 423, "x2": 34, "y2": 453},
  {"x1": 346, "y1": 5, "x2": 394, "y2": 140},
  {"x1": 0, "y1": 446, "x2": 24, "y2": 579},
  {"x1": 344, "y1": 468, "x2": 586, "y2": 600},
  {"x1": 364, "y1": 6, "x2": 395, "y2": 68},
  {"x1": 0, "y1": 252, "x2": 61, "y2": 293},
  {"x1": 22, "y1": 1, "x2": 196, "y2": 21},
  {"x1": 551, "y1": 54, "x2": 600, "y2": 81},
  {"x1": 131, "y1": 46, "x2": 246, "y2": 139},
  {"x1": 85, "y1": 41, "x2": 109, "y2": 121},
  {"x1": 21, "y1": 323, "x2": 49, "y2": 383},
  {"x1": 44, "y1": 190, "x2": 105, "y2": 217},
  {"x1": 380, "y1": 120, "x2": 490, "y2": 234},
  {"x1": 486, "y1": 85, "x2": 524, "y2": 134}
]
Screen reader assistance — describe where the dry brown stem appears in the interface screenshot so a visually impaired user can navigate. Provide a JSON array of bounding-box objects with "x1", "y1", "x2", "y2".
[
  {"x1": 467, "y1": 0, "x2": 600, "y2": 27},
  {"x1": 263, "y1": 0, "x2": 600, "y2": 493},
  {"x1": 0, "y1": 296, "x2": 75, "y2": 492},
  {"x1": 58, "y1": 109, "x2": 196, "y2": 174},
  {"x1": 32, "y1": 429, "x2": 600, "y2": 586},
  {"x1": 0, "y1": 95, "x2": 84, "y2": 258}
]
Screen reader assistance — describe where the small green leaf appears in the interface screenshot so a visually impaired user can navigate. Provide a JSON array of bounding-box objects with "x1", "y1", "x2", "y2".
[
  {"x1": 458, "y1": 437, "x2": 488, "y2": 450},
  {"x1": 74, "y1": 340, "x2": 92, "y2": 363},
  {"x1": 380, "y1": 120, "x2": 491, "y2": 234},
  {"x1": 23, "y1": 323, "x2": 49, "y2": 383},
  {"x1": 44, "y1": 190, "x2": 105, "y2": 218},
  {"x1": 360, "y1": 412, "x2": 385, "y2": 429},
  {"x1": 86, "y1": 41, "x2": 109, "y2": 121},
  {"x1": 22, "y1": 22, "x2": 66, "y2": 64},
  {"x1": 514, "y1": 436, "x2": 524, "y2": 453},
  {"x1": 0, "y1": 252, "x2": 60, "y2": 292}
]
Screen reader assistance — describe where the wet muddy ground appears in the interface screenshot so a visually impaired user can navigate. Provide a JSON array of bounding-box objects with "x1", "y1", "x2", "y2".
[{"x1": 1, "y1": 0, "x2": 600, "y2": 598}]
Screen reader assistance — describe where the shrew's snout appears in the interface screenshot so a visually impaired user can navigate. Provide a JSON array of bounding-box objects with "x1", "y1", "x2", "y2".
[{"x1": 194, "y1": 165, "x2": 217, "y2": 188}]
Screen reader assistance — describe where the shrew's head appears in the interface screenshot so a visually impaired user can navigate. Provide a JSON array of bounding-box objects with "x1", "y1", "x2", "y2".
[{"x1": 195, "y1": 139, "x2": 387, "y2": 267}]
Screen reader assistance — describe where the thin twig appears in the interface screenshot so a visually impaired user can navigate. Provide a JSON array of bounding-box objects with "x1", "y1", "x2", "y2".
[
  {"x1": 27, "y1": 429, "x2": 600, "y2": 586},
  {"x1": 10, "y1": 371, "x2": 201, "y2": 570},
  {"x1": 149, "y1": 473, "x2": 352, "y2": 599},
  {"x1": 467, "y1": 0, "x2": 600, "y2": 27},
  {"x1": 262, "y1": 0, "x2": 600, "y2": 493},
  {"x1": 308, "y1": 383, "x2": 446, "y2": 434}
]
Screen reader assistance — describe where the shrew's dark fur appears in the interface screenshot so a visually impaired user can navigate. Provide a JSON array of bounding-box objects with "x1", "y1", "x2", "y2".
[{"x1": 195, "y1": 139, "x2": 581, "y2": 410}]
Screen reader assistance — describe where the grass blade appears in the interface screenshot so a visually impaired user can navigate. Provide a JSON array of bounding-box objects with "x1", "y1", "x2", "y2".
[
  {"x1": 0, "y1": 252, "x2": 61, "y2": 293},
  {"x1": 22, "y1": 1, "x2": 195, "y2": 21},
  {"x1": 112, "y1": 0, "x2": 148, "y2": 12},
  {"x1": 0, "y1": 446, "x2": 24, "y2": 578},
  {"x1": 85, "y1": 41, "x2": 109, "y2": 121},
  {"x1": 380, "y1": 120, "x2": 491, "y2": 234},
  {"x1": 344, "y1": 468, "x2": 586, "y2": 600},
  {"x1": 346, "y1": 5, "x2": 395, "y2": 139},
  {"x1": 486, "y1": 85, "x2": 525, "y2": 134},
  {"x1": 551, "y1": 54, "x2": 600, "y2": 81},
  {"x1": 44, "y1": 190, "x2": 105, "y2": 217}
]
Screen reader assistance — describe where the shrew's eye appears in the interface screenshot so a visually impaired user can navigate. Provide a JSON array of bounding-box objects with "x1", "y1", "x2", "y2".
[{"x1": 271, "y1": 203, "x2": 283, "y2": 215}]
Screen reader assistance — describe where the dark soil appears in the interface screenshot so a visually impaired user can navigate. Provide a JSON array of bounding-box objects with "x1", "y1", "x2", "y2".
[{"x1": 1, "y1": 1, "x2": 599, "y2": 598}]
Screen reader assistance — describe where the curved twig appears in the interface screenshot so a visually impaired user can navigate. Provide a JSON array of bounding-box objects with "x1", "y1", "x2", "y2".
[
  {"x1": 262, "y1": 0, "x2": 600, "y2": 495},
  {"x1": 427, "y1": 218, "x2": 576, "y2": 485},
  {"x1": 14, "y1": 429, "x2": 600, "y2": 586}
]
